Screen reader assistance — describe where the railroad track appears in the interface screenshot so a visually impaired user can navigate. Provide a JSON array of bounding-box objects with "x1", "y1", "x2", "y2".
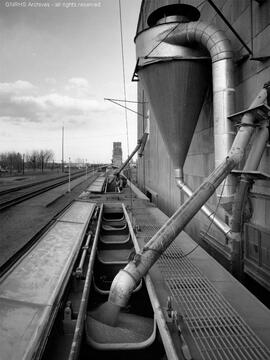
[
  {"x1": 0, "y1": 173, "x2": 100, "y2": 278},
  {"x1": 0, "y1": 170, "x2": 95, "y2": 211},
  {"x1": 0, "y1": 170, "x2": 88, "y2": 196}
]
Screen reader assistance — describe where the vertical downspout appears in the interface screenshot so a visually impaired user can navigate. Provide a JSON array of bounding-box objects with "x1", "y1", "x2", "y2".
[
  {"x1": 165, "y1": 21, "x2": 236, "y2": 207},
  {"x1": 114, "y1": 129, "x2": 149, "y2": 177},
  {"x1": 230, "y1": 83, "x2": 270, "y2": 275},
  {"x1": 138, "y1": 110, "x2": 150, "y2": 157}
]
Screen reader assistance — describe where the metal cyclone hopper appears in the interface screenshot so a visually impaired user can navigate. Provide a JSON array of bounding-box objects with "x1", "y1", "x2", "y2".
[
  {"x1": 138, "y1": 60, "x2": 209, "y2": 171},
  {"x1": 135, "y1": 4, "x2": 210, "y2": 172}
]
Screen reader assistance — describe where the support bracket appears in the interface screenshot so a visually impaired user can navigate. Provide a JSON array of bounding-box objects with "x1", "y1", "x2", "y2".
[
  {"x1": 228, "y1": 104, "x2": 270, "y2": 124},
  {"x1": 231, "y1": 170, "x2": 270, "y2": 181}
]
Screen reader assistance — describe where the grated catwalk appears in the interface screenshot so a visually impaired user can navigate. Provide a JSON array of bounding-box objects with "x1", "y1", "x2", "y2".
[{"x1": 134, "y1": 216, "x2": 270, "y2": 360}]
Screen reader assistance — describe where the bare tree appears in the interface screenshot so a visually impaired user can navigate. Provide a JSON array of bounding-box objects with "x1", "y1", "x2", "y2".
[
  {"x1": 0, "y1": 152, "x2": 22, "y2": 174},
  {"x1": 0, "y1": 149, "x2": 55, "y2": 174},
  {"x1": 28, "y1": 150, "x2": 39, "y2": 171},
  {"x1": 38, "y1": 149, "x2": 54, "y2": 172}
]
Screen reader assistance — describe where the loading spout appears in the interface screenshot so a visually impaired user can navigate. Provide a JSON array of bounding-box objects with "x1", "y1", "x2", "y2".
[
  {"x1": 138, "y1": 112, "x2": 150, "y2": 157},
  {"x1": 231, "y1": 81, "x2": 270, "y2": 235},
  {"x1": 137, "y1": 132, "x2": 149, "y2": 157},
  {"x1": 108, "y1": 86, "x2": 267, "y2": 308},
  {"x1": 114, "y1": 130, "x2": 149, "y2": 177}
]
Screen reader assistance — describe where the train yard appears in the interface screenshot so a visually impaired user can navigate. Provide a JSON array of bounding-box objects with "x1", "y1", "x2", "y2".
[
  {"x1": 0, "y1": 170, "x2": 90, "y2": 211},
  {"x1": 0, "y1": 169, "x2": 100, "y2": 269}
]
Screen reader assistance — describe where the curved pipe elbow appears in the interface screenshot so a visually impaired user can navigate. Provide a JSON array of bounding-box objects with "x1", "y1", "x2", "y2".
[
  {"x1": 165, "y1": 21, "x2": 233, "y2": 62},
  {"x1": 108, "y1": 269, "x2": 137, "y2": 308}
]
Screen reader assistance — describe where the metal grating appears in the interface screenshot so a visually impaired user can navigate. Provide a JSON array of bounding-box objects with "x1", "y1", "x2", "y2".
[
  {"x1": 137, "y1": 224, "x2": 162, "y2": 240},
  {"x1": 157, "y1": 242, "x2": 270, "y2": 360}
]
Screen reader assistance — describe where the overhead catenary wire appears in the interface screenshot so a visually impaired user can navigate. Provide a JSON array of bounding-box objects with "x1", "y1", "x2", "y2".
[
  {"x1": 144, "y1": 23, "x2": 180, "y2": 59},
  {"x1": 118, "y1": 0, "x2": 133, "y2": 218},
  {"x1": 118, "y1": 0, "x2": 129, "y2": 157},
  {"x1": 104, "y1": 98, "x2": 145, "y2": 118},
  {"x1": 104, "y1": 98, "x2": 147, "y2": 104}
]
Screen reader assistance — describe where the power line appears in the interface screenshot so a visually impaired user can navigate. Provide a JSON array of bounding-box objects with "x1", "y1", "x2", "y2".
[
  {"x1": 118, "y1": 0, "x2": 129, "y2": 156},
  {"x1": 118, "y1": 0, "x2": 134, "y2": 220},
  {"x1": 145, "y1": 23, "x2": 180, "y2": 59},
  {"x1": 104, "y1": 98, "x2": 145, "y2": 117},
  {"x1": 104, "y1": 98, "x2": 147, "y2": 104}
]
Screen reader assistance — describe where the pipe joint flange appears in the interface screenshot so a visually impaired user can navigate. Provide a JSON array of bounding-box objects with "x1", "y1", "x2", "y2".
[
  {"x1": 237, "y1": 122, "x2": 259, "y2": 128},
  {"x1": 142, "y1": 245, "x2": 163, "y2": 256},
  {"x1": 133, "y1": 253, "x2": 142, "y2": 266}
]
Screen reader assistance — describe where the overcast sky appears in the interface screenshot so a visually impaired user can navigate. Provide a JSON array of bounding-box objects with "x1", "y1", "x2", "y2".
[{"x1": 0, "y1": 0, "x2": 141, "y2": 163}]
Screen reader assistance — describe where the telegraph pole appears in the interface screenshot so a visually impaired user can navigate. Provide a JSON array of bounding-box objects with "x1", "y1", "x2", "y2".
[
  {"x1": 22, "y1": 153, "x2": 25, "y2": 175},
  {"x1": 62, "y1": 125, "x2": 64, "y2": 173},
  {"x1": 68, "y1": 157, "x2": 71, "y2": 192}
]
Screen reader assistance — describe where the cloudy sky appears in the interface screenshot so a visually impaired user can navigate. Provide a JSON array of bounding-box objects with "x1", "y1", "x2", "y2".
[{"x1": 0, "y1": 0, "x2": 141, "y2": 163}]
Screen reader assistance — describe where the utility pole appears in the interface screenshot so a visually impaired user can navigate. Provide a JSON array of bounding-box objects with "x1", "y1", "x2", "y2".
[
  {"x1": 62, "y1": 125, "x2": 64, "y2": 173},
  {"x1": 22, "y1": 154, "x2": 25, "y2": 175},
  {"x1": 68, "y1": 157, "x2": 71, "y2": 192}
]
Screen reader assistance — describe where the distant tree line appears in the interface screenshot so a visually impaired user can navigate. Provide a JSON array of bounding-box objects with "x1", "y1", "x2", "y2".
[{"x1": 0, "y1": 149, "x2": 55, "y2": 174}]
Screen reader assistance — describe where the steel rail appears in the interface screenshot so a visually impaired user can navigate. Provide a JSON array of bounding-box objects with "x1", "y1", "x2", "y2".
[
  {"x1": 0, "y1": 201, "x2": 72, "y2": 278},
  {"x1": 75, "y1": 232, "x2": 92, "y2": 278},
  {"x1": 0, "y1": 169, "x2": 88, "y2": 196},
  {"x1": 68, "y1": 204, "x2": 103, "y2": 360},
  {"x1": 0, "y1": 171, "x2": 96, "y2": 211},
  {"x1": 0, "y1": 173, "x2": 99, "y2": 277}
]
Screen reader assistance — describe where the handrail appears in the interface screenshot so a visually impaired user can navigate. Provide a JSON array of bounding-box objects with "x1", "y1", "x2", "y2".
[{"x1": 68, "y1": 204, "x2": 103, "y2": 360}]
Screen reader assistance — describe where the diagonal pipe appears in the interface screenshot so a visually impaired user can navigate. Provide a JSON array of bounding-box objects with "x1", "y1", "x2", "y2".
[
  {"x1": 108, "y1": 87, "x2": 266, "y2": 308},
  {"x1": 114, "y1": 124, "x2": 149, "y2": 177}
]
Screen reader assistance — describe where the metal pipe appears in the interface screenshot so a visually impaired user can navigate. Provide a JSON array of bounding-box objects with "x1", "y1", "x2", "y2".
[
  {"x1": 206, "y1": 0, "x2": 253, "y2": 55},
  {"x1": 109, "y1": 109, "x2": 256, "y2": 308},
  {"x1": 138, "y1": 111, "x2": 150, "y2": 157},
  {"x1": 174, "y1": 168, "x2": 232, "y2": 238},
  {"x1": 243, "y1": 125, "x2": 269, "y2": 170},
  {"x1": 231, "y1": 86, "x2": 269, "y2": 234},
  {"x1": 68, "y1": 204, "x2": 103, "y2": 360},
  {"x1": 230, "y1": 86, "x2": 269, "y2": 277},
  {"x1": 114, "y1": 142, "x2": 141, "y2": 176},
  {"x1": 114, "y1": 130, "x2": 149, "y2": 177},
  {"x1": 165, "y1": 21, "x2": 236, "y2": 204},
  {"x1": 75, "y1": 232, "x2": 92, "y2": 278},
  {"x1": 138, "y1": 132, "x2": 149, "y2": 157}
]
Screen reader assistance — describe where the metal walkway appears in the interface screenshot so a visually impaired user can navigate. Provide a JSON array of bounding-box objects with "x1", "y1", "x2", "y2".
[
  {"x1": 132, "y1": 207, "x2": 270, "y2": 360},
  {"x1": 158, "y1": 241, "x2": 270, "y2": 360},
  {"x1": 87, "y1": 175, "x2": 106, "y2": 193}
]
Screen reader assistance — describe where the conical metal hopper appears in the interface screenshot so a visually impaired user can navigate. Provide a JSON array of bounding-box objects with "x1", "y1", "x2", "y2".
[{"x1": 138, "y1": 59, "x2": 209, "y2": 171}]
